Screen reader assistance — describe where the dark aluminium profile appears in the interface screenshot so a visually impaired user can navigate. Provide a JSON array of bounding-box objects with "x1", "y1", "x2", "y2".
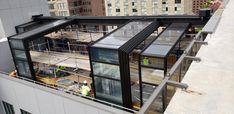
[
  {"x1": 118, "y1": 20, "x2": 160, "y2": 108},
  {"x1": 89, "y1": 20, "x2": 160, "y2": 109},
  {"x1": 139, "y1": 23, "x2": 190, "y2": 111},
  {"x1": 8, "y1": 20, "x2": 73, "y2": 80}
]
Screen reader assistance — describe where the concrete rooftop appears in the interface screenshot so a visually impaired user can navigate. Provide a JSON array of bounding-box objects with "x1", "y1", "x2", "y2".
[{"x1": 165, "y1": 0, "x2": 234, "y2": 114}]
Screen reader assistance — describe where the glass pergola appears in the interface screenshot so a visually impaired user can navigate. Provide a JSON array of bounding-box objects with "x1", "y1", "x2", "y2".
[
  {"x1": 8, "y1": 20, "x2": 73, "y2": 79},
  {"x1": 139, "y1": 23, "x2": 189, "y2": 109},
  {"x1": 89, "y1": 20, "x2": 160, "y2": 108}
]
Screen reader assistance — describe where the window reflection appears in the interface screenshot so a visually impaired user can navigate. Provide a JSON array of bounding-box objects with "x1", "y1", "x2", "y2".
[
  {"x1": 141, "y1": 56, "x2": 164, "y2": 69},
  {"x1": 95, "y1": 77, "x2": 122, "y2": 104},
  {"x1": 92, "y1": 62, "x2": 120, "y2": 79},
  {"x1": 13, "y1": 50, "x2": 27, "y2": 59},
  {"x1": 91, "y1": 48, "x2": 119, "y2": 64},
  {"x1": 15, "y1": 60, "x2": 31, "y2": 77},
  {"x1": 9, "y1": 40, "x2": 24, "y2": 49}
]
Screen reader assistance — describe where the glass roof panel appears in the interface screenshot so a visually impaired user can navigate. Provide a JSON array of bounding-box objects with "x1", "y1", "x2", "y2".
[
  {"x1": 92, "y1": 21, "x2": 153, "y2": 49},
  {"x1": 142, "y1": 23, "x2": 189, "y2": 58},
  {"x1": 10, "y1": 20, "x2": 71, "y2": 40}
]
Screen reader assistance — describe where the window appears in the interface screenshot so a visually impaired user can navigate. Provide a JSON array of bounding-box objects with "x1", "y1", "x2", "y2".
[
  {"x1": 9, "y1": 39, "x2": 24, "y2": 49},
  {"x1": 15, "y1": 60, "x2": 31, "y2": 77},
  {"x1": 2, "y1": 101, "x2": 15, "y2": 114},
  {"x1": 107, "y1": 3, "x2": 111, "y2": 7},
  {"x1": 48, "y1": 4, "x2": 54, "y2": 9},
  {"x1": 50, "y1": 12, "x2": 56, "y2": 16},
  {"x1": 90, "y1": 48, "x2": 119, "y2": 64},
  {"x1": 57, "y1": 3, "x2": 65, "y2": 9},
  {"x1": 175, "y1": 7, "x2": 177, "y2": 11},
  {"x1": 94, "y1": 77, "x2": 122, "y2": 104},
  {"x1": 132, "y1": 9, "x2": 137, "y2": 12},
  {"x1": 13, "y1": 50, "x2": 27, "y2": 59},
  {"x1": 20, "y1": 109, "x2": 31, "y2": 114},
  {"x1": 92, "y1": 62, "x2": 120, "y2": 79},
  {"x1": 132, "y1": 2, "x2": 134, "y2": 6},
  {"x1": 116, "y1": 9, "x2": 120, "y2": 12},
  {"x1": 141, "y1": 56, "x2": 164, "y2": 69},
  {"x1": 175, "y1": 0, "x2": 181, "y2": 4}
]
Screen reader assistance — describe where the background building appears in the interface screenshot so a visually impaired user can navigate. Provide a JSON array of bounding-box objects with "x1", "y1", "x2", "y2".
[
  {"x1": 192, "y1": 0, "x2": 208, "y2": 14},
  {"x1": 48, "y1": 0, "x2": 105, "y2": 16},
  {"x1": 79, "y1": 0, "x2": 105, "y2": 16},
  {"x1": 104, "y1": 0, "x2": 193, "y2": 16},
  {"x1": 48, "y1": 0, "x2": 80, "y2": 16}
]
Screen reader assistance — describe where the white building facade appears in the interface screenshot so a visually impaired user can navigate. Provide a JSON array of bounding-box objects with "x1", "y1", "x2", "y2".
[{"x1": 104, "y1": 0, "x2": 193, "y2": 16}]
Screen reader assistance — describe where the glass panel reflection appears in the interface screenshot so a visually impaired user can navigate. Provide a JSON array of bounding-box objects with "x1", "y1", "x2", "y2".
[
  {"x1": 141, "y1": 56, "x2": 164, "y2": 69},
  {"x1": 15, "y1": 60, "x2": 31, "y2": 77},
  {"x1": 92, "y1": 62, "x2": 120, "y2": 79},
  {"x1": 9, "y1": 40, "x2": 24, "y2": 49},
  {"x1": 93, "y1": 21, "x2": 152, "y2": 49},
  {"x1": 95, "y1": 77, "x2": 122, "y2": 104},
  {"x1": 13, "y1": 50, "x2": 27, "y2": 59},
  {"x1": 91, "y1": 48, "x2": 119, "y2": 64}
]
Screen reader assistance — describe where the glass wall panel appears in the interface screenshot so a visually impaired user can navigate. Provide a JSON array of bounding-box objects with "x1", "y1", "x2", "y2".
[
  {"x1": 141, "y1": 56, "x2": 164, "y2": 69},
  {"x1": 92, "y1": 62, "x2": 120, "y2": 79},
  {"x1": 141, "y1": 67, "x2": 164, "y2": 85},
  {"x1": 9, "y1": 40, "x2": 24, "y2": 49},
  {"x1": 12, "y1": 50, "x2": 27, "y2": 60},
  {"x1": 94, "y1": 77, "x2": 122, "y2": 104},
  {"x1": 15, "y1": 60, "x2": 31, "y2": 77},
  {"x1": 91, "y1": 48, "x2": 119, "y2": 64}
]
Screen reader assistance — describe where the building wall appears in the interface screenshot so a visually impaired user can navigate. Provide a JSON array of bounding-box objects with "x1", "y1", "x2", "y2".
[
  {"x1": 0, "y1": 0, "x2": 49, "y2": 38},
  {"x1": 0, "y1": 39, "x2": 15, "y2": 73},
  {"x1": 192, "y1": 0, "x2": 208, "y2": 14},
  {"x1": 0, "y1": 73, "x2": 131, "y2": 114},
  {"x1": 79, "y1": 0, "x2": 105, "y2": 16},
  {"x1": 104, "y1": 0, "x2": 193, "y2": 16},
  {"x1": 48, "y1": 0, "x2": 74, "y2": 16},
  {"x1": 48, "y1": 0, "x2": 105, "y2": 16}
]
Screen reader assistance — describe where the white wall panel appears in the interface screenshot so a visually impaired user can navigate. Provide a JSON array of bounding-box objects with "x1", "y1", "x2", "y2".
[
  {"x1": 63, "y1": 99, "x2": 86, "y2": 114},
  {"x1": 0, "y1": 75, "x2": 132, "y2": 114},
  {"x1": 8, "y1": 0, "x2": 20, "y2": 9},
  {"x1": 35, "y1": 89, "x2": 56, "y2": 114},
  {"x1": 51, "y1": 95, "x2": 66, "y2": 114},
  {"x1": 13, "y1": 82, "x2": 40, "y2": 114},
  {"x1": 0, "y1": 0, "x2": 49, "y2": 37},
  {"x1": 0, "y1": 0, "x2": 9, "y2": 10}
]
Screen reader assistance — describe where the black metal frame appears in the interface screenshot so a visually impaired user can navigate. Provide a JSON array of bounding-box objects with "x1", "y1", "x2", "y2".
[
  {"x1": 89, "y1": 20, "x2": 161, "y2": 108},
  {"x1": 8, "y1": 20, "x2": 74, "y2": 79},
  {"x1": 138, "y1": 23, "x2": 190, "y2": 111},
  {"x1": 7, "y1": 14, "x2": 210, "y2": 110}
]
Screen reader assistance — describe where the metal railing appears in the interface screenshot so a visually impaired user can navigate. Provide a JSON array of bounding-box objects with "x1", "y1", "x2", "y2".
[
  {"x1": 138, "y1": 1, "x2": 229, "y2": 113},
  {"x1": 138, "y1": 31, "x2": 206, "y2": 114},
  {"x1": 0, "y1": 71, "x2": 136, "y2": 113}
]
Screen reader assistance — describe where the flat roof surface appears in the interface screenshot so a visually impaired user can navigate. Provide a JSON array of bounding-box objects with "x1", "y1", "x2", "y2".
[
  {"x1": 92, "y1": 21, "x2": 152, "y2": 49},
  {"x1": 142, "y1": 23, "x2": 189, "y2": 58},
  {"x1": 165, "y1": 1, "x2": 234, "y2": 113},
  {"x1": 10, "y1": 20, "x2": 72, "y2": 40}
]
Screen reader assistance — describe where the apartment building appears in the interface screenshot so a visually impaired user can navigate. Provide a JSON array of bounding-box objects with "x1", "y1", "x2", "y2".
[
  {"x1": 48, "y1": 0, "x2": 105, "y2": 16},
  {"x1": 192, "y1": 0, "x2": 208, "y2": 14},
  {"x1": 104, "y1": 0, "x2": 193, "y2": 16},
  {"x1": 79, "y1": 0, "x2": 105, "y2": 16},
  {"x1": 48, "y1": 0, "x2": 79, "y2": 16}
]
